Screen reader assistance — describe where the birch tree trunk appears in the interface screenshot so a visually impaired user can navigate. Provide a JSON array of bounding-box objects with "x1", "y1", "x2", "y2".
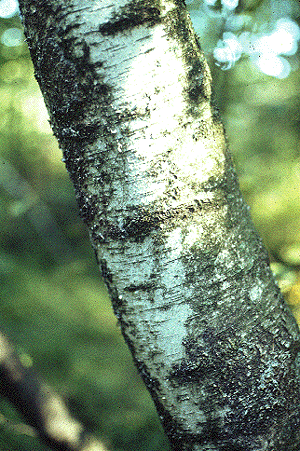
[{"x1": 18, "y1": 0, "x2": 300, "y2": 450}]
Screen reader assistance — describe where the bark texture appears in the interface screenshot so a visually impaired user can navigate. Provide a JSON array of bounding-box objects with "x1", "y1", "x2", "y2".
[{"x1": 19, "y1": 0, "x2": 300, "y2": 449}]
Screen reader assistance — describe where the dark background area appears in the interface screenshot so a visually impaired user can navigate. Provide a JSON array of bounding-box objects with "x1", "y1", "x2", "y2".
[{"x1": 0, "y1": 0, "x2": 300, "y2": 450}]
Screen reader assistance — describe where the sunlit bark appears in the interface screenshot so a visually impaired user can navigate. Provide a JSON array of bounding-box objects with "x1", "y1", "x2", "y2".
[{"x1": 19, "y1": 0, "x2": 300, "y2": 449}]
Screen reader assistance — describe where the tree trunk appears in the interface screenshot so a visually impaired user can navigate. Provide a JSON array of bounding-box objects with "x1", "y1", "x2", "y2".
[{"x1": 18, "y1": 0, "x2": 300, "y2": 449}]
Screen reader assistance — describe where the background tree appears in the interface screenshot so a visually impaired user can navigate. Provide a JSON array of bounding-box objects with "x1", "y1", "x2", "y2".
[{"x1": 1, "y1": 0, "x2": 300, "y2": 451}]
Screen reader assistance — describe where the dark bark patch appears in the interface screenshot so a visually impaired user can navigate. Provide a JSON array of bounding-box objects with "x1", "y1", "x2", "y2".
[
  {"x1": 186, "y1": 59, "x2": 206, "y2": 104},
  {"x1": 92, "y1": 199, "x2": 217, "y2": 245},
  {"x1": 136, "y1": 361, "x2": 160, "y2": 390},
  {"x1": 123, "y1": 210, "x2": 162, "y2": 242},
  {"x1": 169, "y1": 324, "x2": 300, "y2": 449},
  {"x1": 99, "y1": 3, "x2": 161, "y2": 36},
  {"x1": 163, "y1": 2, "x2": 211, "y2": 117},
  {"x1": 99, "y1": 259, "x2": 113, "y2": 284},
  {"x1": 119, "y1": 204, "x2": 196, "y2": 243},
  {"x1": 76, "y1": 192, "x2": 98, "y2": 225},
  {"x1": 20, "y1": 1, "x2": 115, "y2": 191},
  {"x1": 124, "y1": 282, "x2": 156, "y2": 292}
]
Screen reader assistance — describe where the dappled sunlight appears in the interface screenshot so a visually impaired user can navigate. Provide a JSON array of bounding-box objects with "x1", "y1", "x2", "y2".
[
  {"x1": 189, "y1": 0, "x2": 300, "y2": 79},
  {"x1": 214, "y1": 18, "x2": 300, "y2": 78},
  {"x1": 19, "y1": 93, "x2": 52, "y2": 134},
  {"x1": 1, "y1": 27, "x2": 23, "y2": 46},
  {"x1": 0, "y1": 0, "x2": 18, "y2": 18}
]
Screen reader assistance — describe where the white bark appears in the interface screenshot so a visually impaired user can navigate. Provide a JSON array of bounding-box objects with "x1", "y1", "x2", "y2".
[{"x1": 19, "y1": 0, "x2": 300, "y2": 450}]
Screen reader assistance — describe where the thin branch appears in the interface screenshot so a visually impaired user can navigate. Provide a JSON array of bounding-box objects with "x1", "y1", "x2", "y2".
[
  {"x1": 0, "y1": 331, "x2": 109, "y2": 451},
  {"x1": 0, "y1": 411, "x2": 37, "y2": 438}
]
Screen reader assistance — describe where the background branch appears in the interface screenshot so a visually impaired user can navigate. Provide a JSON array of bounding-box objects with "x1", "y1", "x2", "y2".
[{"x1": 0, "y1": 331, "x2": 109, "y2": 451}]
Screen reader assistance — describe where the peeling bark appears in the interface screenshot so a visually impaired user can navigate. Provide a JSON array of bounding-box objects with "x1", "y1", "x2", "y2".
[{"x1": 18, "y1": 0, "x2": 300, "y2": 449}]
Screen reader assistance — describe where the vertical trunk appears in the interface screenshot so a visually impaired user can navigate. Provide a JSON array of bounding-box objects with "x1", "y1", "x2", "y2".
[{"x1": 19, "y1": 0, "x2": 300, "y2": 449}]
